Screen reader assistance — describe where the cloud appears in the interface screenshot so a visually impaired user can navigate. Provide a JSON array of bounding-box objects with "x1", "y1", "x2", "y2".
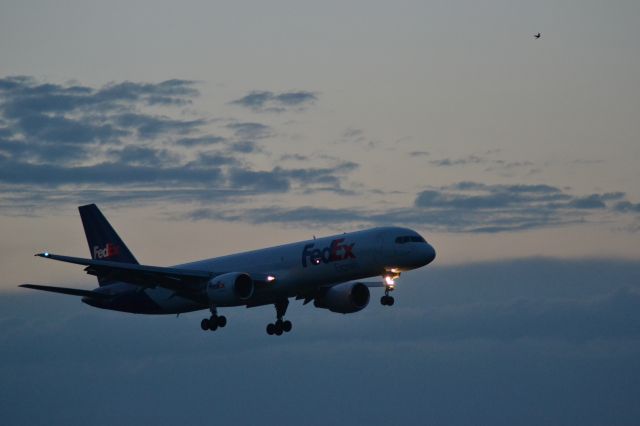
[
  {"x1": 228, "y1": 140, "x2": 262, "y2": 154},
  {"x1": 427, "y1": 152, "x2": 538, "y2": 176},
  {"x1": 107, "y1": 145, "x2": 180, "y2": 166},
  {"x1": 0, "y1": 76, "x2": 208, "y2": 168},
  {"x1": 14, "y1": 113, "x2": 128, "y2": 145},
  {"x1": 189, "y1": 151, "x2": 243, "y2": 167},
  {"x1": 225, "y1": 122, "x2": 273, "y2": 139},
  {"x1": 2, "y1": 259, "x2": 640, "y2": 425},
  {"x1": 0, "y1": 76, "x2": 328, "y2": 210},
  {"x1": 280, "y1": 154, "x2": 310, "y2": 161},
  {"x1": 113, "y1": 113, "x2": 205, "y2": 139},
  {"x1": 429, "y1": 155, "x2": 485, "y2": 167},
  {"x1": 0, "y1": 158, "x2": 223, "y2": 186},
  {"x1": 340, "y1": 127, "x2": 366, "y2": 144},
  {"x1": 1, "y1": 75, "x2": 637, "y2": 235},
  {"x1": 0, "y1": 76, "x2": 197, "y2": 117},
  {"x1": 224, "y1": 162, "x2": 358, "y2": 194},
  {"x1": 230, "y1": 90, "x2": 317, "y2": 112},
  {"x1": 187, "y1": 181, "x2": 635, "y2": 233},
  {"x1": 227, "y1": 168, "x2": 291, "y2": 192},
  {"x1": 614, "y1": 201, "x2": 640, "y2": 213},
  {"x1": 175, "y1": 136, "x2": 227, "y2": 147}
]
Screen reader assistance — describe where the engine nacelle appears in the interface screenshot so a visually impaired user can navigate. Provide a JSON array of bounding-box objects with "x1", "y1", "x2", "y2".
[
  {"x1": 314, "y1": 282, "x2": 370, "y2": 314},
  {"x1": 206, "y1": 272, "x2": 254, "y2": 305}
]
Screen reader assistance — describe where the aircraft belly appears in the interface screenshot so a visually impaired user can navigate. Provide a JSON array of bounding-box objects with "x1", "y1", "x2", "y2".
[{"x1": 145, "y1": 287, "x2": 203, "y2": 314}]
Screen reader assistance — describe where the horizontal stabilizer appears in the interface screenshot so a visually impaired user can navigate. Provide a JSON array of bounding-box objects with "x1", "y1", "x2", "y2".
[{"x1": 20, "y1": 284, "x2": 111, "y2": 299}]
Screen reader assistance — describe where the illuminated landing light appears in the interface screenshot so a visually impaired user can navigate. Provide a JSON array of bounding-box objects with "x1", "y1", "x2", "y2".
[
  {"x1": 267, "y1": 275, "x2": 276, "y2": 282},
  {"x1": 44, "y1": 252, "x2": 49, "y2": 257},
  {"x1": 385, "y1": 276, "x2": 395, "y2": 287}
]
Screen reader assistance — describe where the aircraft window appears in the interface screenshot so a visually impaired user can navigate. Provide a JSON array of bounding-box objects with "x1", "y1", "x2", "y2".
[{"x1": 395, "y1": 235, "x2": 426, "y2": 244}]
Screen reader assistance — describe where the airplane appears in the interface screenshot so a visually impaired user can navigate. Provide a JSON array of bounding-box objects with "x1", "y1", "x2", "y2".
[
  {"x1": 21, "y1": 204, "x2": 436, "y2": 335},
  {"x1": 534, "y1": 32, "x2": 541, "y2": 39}
]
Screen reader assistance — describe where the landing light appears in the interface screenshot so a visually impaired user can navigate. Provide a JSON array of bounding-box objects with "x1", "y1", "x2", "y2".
[
  {"x1": 385, "y1": 276, "x2": 395, "y2": 286},
  {"x1": 267, "y1": 275, "x2": 276, "y2": 282},
  {"x1": 44, "y1": 252, "x2": 49, "y2": 257}
]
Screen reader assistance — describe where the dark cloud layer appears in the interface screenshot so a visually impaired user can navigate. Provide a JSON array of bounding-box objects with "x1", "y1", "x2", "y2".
[
  {"x1": 2, "y1": 258, "x2": 640, "y2": 425},
  {"x1": 186, "y1": 181, "x2": 639, "y2": 233},
  {"x1": 0, "y1": 76, "x2": 343, "y2": 210},
  {"x1": 0, "y1": 76, "x2": 203, "y2": 165},
  {"x1": 0, "y1": 157, "x2": 223, "y2": 186},
  {"x1": 231, "y1": 90, "x2": 317, "y2": 113}
]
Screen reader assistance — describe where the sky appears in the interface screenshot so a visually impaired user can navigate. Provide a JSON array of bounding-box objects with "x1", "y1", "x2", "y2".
[{"x1": 1, "y1": 0, "x2": 639, "y2": 424}]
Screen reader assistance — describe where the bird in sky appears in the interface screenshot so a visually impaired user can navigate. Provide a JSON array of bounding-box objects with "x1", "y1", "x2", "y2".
[{"x1": 534, "y1": 32, "x2": 541, "y2": 39}]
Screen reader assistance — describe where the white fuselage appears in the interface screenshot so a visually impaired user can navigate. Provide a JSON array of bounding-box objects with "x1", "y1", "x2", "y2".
[{"x1": 93, "y1": 226, "x2": 436, "y2": 314}]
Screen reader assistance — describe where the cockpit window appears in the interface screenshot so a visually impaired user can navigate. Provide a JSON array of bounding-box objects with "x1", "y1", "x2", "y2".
[{"x1": 395, "y1": 235, "x2": 426, "y2": 244}]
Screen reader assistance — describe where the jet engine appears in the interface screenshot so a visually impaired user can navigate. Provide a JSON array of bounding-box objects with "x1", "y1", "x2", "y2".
[
  {"x1": 314, "y1": 282, "x2": 370, "y2": 314},
  {"x1": 206, "y1": 272, "x2": 254, "y2": 305}
]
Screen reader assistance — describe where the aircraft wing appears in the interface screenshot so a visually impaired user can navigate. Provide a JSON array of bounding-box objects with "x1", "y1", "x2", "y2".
[
  {"x1": 20, "y1": 284, "x2": 112, "y2": 299},
  {"x1": 35, "y1": 252, "x2": 216, "y2": 293},
  {"x1": 35, "y1": 252, "x2": 276, "y2": 294}
]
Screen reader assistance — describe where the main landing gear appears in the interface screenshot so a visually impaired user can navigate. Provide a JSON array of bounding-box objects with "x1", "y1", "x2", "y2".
[
  {"x1": 201, "y1": 304, "x2": 227, "y2": 332},
  {"x1": 266, "y1": 299, "x2": 292, "y2": 336}
]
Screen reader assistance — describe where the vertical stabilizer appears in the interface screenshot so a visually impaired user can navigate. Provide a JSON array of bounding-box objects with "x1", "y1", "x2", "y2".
[{"x1": 78, "y1": 204, "x2": 139, "y2": 286}]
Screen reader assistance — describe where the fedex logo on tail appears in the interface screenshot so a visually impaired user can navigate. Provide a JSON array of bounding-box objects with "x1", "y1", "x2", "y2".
[
  {"x1": 93, "y1": 243, "x2": 120, "y2": 259},
  {"x1": 302, "y1": 238, "x2": 356, "y2": 267}
]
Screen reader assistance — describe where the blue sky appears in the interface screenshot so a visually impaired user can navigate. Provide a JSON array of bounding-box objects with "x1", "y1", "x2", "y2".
[{"x1": 1, "y1": 1, "x2": 640, "y2": 424}]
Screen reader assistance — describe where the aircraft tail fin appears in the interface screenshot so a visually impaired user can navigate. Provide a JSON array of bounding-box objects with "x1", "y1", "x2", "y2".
[{"x1": 78, "y1": 204, "x2": 138, "y2": 285}]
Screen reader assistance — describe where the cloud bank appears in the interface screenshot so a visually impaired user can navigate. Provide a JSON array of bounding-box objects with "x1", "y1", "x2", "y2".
[
  {"x1": 2, "y1": 258, "x2": 639, "y2": 425},
  {"x1": 1, "y1": 75, "x2": 639, "y2": 234},
  {"x1": 186, "y1": 181, "x2": 637, "y2": 233}
]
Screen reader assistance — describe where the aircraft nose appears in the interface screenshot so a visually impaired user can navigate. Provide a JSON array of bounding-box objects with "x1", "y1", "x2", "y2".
[{"x1": 424, "y1": 243, "x2": 436, "y2": 265}]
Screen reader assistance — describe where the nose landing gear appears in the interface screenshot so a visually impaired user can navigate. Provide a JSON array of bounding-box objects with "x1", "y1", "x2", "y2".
[
  {"x1": 380, "y1": 285, "x2": 395, "y2": 306},
  {"x1": 266, "y1": 299, "x2": 293, "y2": 336},
  {"x1": 381, "y1": 270, "x2": 398, "y2": 306}
]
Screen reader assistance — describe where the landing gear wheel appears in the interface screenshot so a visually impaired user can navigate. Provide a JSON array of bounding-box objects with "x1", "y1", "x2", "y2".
[
  {"x1": 275, "y1": 325, "x2": 283, "y2": 336},
  {"x1": 266, "y1": 323, "x2": 276, "y2": 335},
  {"x1": 283, "y1": 320, "x2": 292, "y2": 332},
  {"x1": 217, "y1": 315, "x2": 227, "y2": 328},
  {"x1": 208, "y1": 317, "x2": 218, "y2": 331},
  {"x1": 201, "y1": 318, "x2": 210, "y2": 330},
  {"x1": 381, "y1": 295, "x2": 395, "y2": 306}
]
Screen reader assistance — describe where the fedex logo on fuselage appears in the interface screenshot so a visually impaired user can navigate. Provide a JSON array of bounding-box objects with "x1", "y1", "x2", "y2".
[
  {"x1": 302, "y1": 238, "x2": 356, "y2": 267},
  {"x1": 93, "y1": 243, "x2": 120, "y2": 259}
]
